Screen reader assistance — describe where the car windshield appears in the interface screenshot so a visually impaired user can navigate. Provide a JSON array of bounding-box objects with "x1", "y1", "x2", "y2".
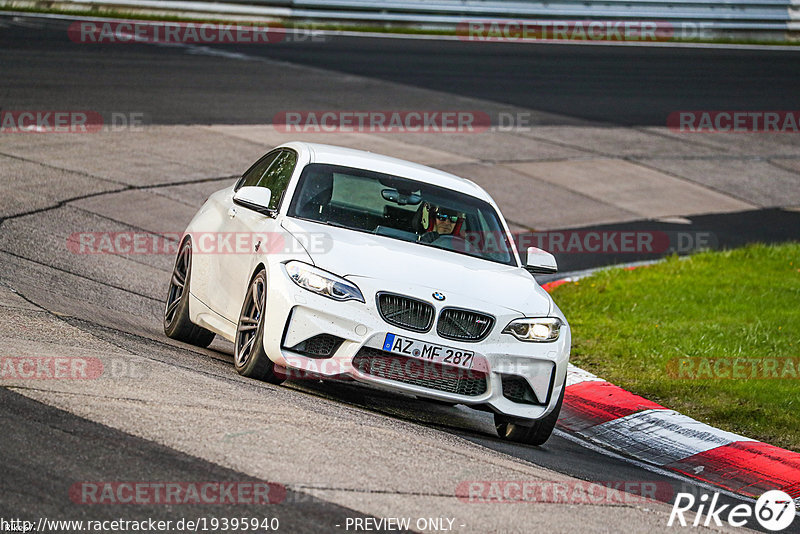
[{"x1": 287, "y1": 163, "x2": 517, "y2": 266}]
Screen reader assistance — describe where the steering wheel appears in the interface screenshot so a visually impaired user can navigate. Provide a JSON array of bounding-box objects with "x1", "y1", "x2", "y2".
[{"x1": 428, "y1": 233, "x2": 467, "y2": 250}]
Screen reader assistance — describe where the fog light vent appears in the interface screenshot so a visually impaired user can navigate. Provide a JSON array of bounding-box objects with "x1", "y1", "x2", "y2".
[
  {"x1": 501, "y1": 375, "x2": 542, "y2": 405},
  {"x1": 287, "y1": 334, "x2": 343, "y2": 359}
]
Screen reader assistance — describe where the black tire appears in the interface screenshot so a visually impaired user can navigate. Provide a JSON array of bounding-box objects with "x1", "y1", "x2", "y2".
[
  {"x1": 233, "y1": 269, "x2": 284, "y2": 384},
  {"x1": 164, "y1": 239, "x2": 215, "y2": 348},
  {"x1": 495, "y1": 384, "x2": 565, "y2": 446}
]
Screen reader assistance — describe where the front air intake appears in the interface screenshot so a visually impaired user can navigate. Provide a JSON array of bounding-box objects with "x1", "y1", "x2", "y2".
[
  {"x1": 353, "y1": 347, "x2": 488, "y2": 397},
  {"x1": 437, "y1": 308, "x2": 494, "y2": 342},
  {"x1": 376, "y1": 292, "x2": 434, "y2": 333}
]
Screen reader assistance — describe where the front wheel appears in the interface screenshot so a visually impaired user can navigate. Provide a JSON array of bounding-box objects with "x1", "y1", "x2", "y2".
[
  {"x1": 234, "y1": 270, "x2": 284, "y2": 384},
  {"x1": 164, "y1": 239, "x2": 215, "y2": 347},
  {"x1": 495, "y1": 385, "x2": 565, "y2": 446}
]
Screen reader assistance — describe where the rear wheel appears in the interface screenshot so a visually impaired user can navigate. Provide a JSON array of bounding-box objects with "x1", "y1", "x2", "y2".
[
  {"x1": 164, "y1": 239, "x2": 215, "y2": 347},
  {"x1": 234, "y1": 270, "x2": 284, "y2": 384},
  {"x1": 495, "y1": 385, "x2": 564, "y2": 446}
]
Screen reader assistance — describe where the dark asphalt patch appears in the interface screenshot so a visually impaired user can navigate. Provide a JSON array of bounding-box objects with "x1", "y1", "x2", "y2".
[
  {"x1": 1, "y1": 15, "x2": 798, "y2": 126},
  {"x1": 536, "y1": 207, "x2": 800, "y2": 273},
  {"x1": 0, "y1": 387, "x2": 406, "y2": 533}
]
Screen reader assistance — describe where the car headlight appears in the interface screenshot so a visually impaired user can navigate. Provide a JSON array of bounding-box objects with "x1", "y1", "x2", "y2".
[
  {"x1": 284, "y1": 261, "x2": 365, "y2": 303},
  {"x1": 502, "y1": 317, "x2": 562, "y2": 342}
]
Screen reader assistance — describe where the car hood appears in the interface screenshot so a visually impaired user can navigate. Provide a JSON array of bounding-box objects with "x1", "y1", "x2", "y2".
[{"x1": 282, "y1": 218, "x2": 552, "y2": 316}]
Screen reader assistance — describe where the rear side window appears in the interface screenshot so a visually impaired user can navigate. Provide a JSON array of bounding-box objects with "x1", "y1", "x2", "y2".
[
  {"x1": 238, "y1": 151, "x2": 281, "y2": 190},
  {"x1": 236, "y1": 149, "x2": 298, "y2": 210},
  {"x1": 258, "y1": 150, "x2": 297, "y2": 210}
]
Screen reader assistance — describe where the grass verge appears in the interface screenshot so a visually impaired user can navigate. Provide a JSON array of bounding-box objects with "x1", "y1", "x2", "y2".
[{"x1": 551, "y1": 243, "x2": 800, "y2": 451}]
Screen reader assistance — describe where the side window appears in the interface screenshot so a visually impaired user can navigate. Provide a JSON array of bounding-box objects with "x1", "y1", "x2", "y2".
[
  {"x1": 257, "y1": 150, "x2": 298, "y2": 210},
  {"x1": 237, "y1": 150, "x2": 281, "y2": 190}
]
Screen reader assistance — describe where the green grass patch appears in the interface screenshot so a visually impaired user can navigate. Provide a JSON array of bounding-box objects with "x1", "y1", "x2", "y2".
[{"x1": 551, "y1": 243, "x2": 800, "y2": 451}]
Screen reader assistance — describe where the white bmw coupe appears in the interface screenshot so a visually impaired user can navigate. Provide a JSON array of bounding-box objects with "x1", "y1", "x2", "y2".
[{"x1": 164, "y1": 142, "x2": 570, "y2": 445}]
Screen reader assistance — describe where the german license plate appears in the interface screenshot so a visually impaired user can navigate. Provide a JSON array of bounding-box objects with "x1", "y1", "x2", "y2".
[{"x1": 382, "y1": 333, "x2": 474, "y2": 369}]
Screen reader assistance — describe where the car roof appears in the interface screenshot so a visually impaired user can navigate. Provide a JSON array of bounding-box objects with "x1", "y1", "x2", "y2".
[{"x1": 279, "y1": 141, "x2": 494, "y2": 204}]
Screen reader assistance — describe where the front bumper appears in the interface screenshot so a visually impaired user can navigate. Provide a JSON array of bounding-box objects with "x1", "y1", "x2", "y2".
[{"x1": 261, "y1": 267, "x2": 570, "y2": 421}]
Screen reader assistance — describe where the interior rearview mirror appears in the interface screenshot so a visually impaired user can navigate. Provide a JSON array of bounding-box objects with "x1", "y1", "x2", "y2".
[{"x1": 381, "y1": 188, "x2": 422, "y2": 206}]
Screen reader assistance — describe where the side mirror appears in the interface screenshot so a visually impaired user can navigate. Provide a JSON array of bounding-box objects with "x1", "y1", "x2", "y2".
[
  {"x1": 233, "y1": 186, "x2": 274, "y2": 216},
  {"x1": 524, "y1": 246, "x2": 558, "y2": 274}
]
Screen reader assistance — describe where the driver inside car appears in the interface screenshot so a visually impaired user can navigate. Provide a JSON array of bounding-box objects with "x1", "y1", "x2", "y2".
[{"x1": 417, "y1": 204, "x2": 464, "y2": 244}]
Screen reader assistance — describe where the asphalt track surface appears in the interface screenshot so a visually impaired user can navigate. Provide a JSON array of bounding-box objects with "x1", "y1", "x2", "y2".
[
  {"x1": 0, "y1": 16, "x2": 798, "y2": 126},
  {"x1": 1, "y1": 13, "x2": 799, "y2": 534},
  {"x1": 0, "y1": 388, "x2": 370, "y2": 533}
]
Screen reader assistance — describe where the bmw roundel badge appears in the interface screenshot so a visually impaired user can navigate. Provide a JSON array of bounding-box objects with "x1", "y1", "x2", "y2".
[{"x1": 432, "y1": 292, "x2": 446, "y2": 301}]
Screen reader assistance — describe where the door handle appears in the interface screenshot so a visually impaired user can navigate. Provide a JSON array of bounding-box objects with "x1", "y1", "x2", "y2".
[{"x1": 228, "y1": 207, "x2": 237, "y2": 219}]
